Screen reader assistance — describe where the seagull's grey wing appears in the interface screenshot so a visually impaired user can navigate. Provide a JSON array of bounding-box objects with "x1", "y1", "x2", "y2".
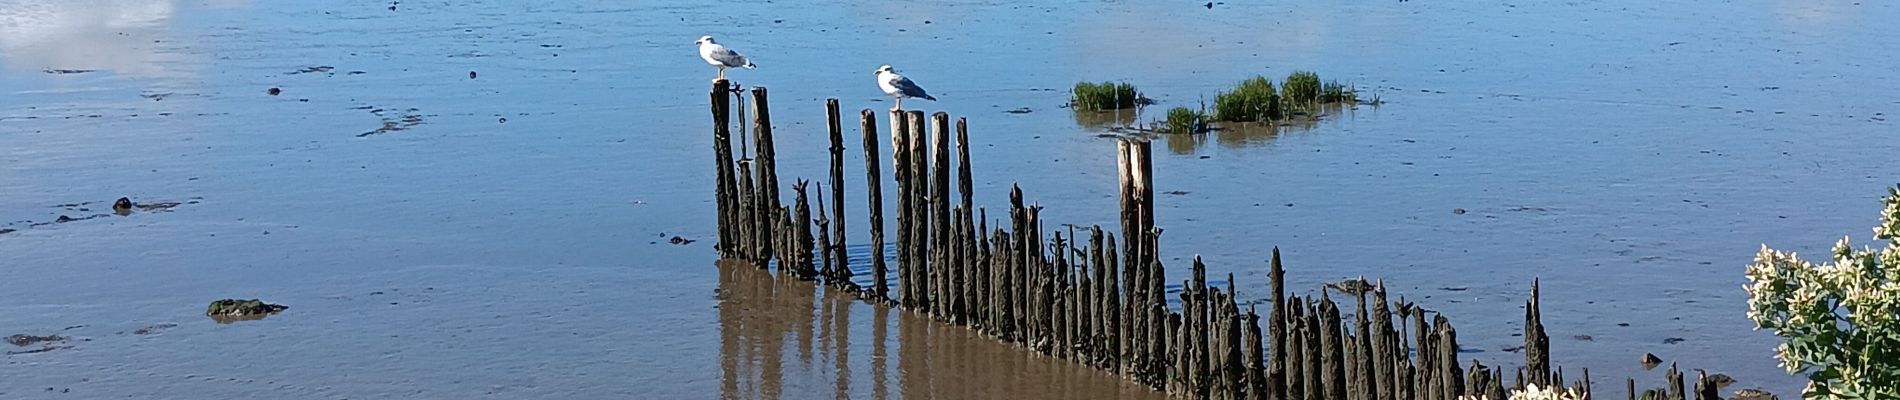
[
  {"x1": 892, "y1": 75, "x2": 935, "y2": 100},
  {"x1": 711, "y1": 47, "x2": 751, "y2": 68}
]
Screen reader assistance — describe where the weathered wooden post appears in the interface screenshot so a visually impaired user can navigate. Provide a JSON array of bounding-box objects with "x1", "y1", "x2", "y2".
[
  {"x1": 1436, "y1": 315, "x2": 1464, "y2": 399},
  {"x1": 751, "y1": 87, "x2": 781, "y2": 262},
  {"x1": 826, "y1": 100, "x2": 850, "y2": 285},
  {"x1": 1321, "y1": 293, "x2": 1348, "y2": 400},
  {"x1": 956, "y1": 118, "x2": 977, "y2": 328},
  {"x1": 793, "y1": 180, "x2": 817, "y2": 280},
  {"x1": 1525, "y1": 279, "x2": 1552, "y2": 388},
  {"x1": 1372, "y1": 281, "x2": 1397, "y2": 400},
  {"x1": 930, "y1": 112, "x2": 952, "y2": 317},
  {"x1": 1246, "y1": 304, "x2": 1268, "y2": 399},
  {"x1": 890, "y1": 110, "x2": 912, "y2": 307},
  {"x1": 1268, "y1": 247, "x2": 1289, "y2": 399},
  {"x1": 816, "y1": 187, "x2": 834, "y2": 281},
  {"x1": 1355, "y1": 284, "x2": 1376, "y2": 400},
  {"x1": 710, "y1": 80, "x2": 739, "y2": 258},
  {"x1": 907, "y1": 110, "x2": 931, "y2": 313},
  {"x1": 735, "y1": 159, "x2": 757, "y2": 262},
  {"x1": 861, "y1": 109, "x2": 887, "y2": 299}
]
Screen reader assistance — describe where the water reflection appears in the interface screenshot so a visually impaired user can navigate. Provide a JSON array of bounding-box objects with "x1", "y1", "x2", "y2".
[
  {"x1": 715, "y1": 262, "x2": 1165, "y2": 400},
  {"x1": 1148, "y1": 103, "x2": 1357, "y2": 154},
  {"x1": 0, "y1": 0, "x2": 182, "y2": 77},
  {"x1": 1073, "y1": 109, "x2": 1142, "y2": 130}
]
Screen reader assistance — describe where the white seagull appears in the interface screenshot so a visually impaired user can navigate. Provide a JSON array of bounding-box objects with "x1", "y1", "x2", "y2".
[
  {"x1": 875, "y1": 65, "x2": 936, "y2": 111},
  {"x1": 695, "y1": 35, "x2": 755, "y2": 80}
]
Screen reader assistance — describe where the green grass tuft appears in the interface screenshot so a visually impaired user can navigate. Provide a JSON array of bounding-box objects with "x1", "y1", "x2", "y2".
[
  {"x1": 1320, "y1": 81, "x2": 1357, "y2": 103},
  {"x1": 1165, "y1": 107, "x2": 1202, "y2": 134},
  {"x1": 1213, "y1": 76, "x2": 1279, "y2": 122},
  {"x1": 1281, "y1": 71, "x2": 1322, "y2": 105},
  {"x1": 1071, "y1": 81, "x2": 1140, "y2": 111}
]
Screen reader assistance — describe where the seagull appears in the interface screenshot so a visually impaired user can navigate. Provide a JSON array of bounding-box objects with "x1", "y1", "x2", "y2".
[
  {"x1": 875, "y1": 65, "x2": 935, "y2": 111},
  {"x1": 695, "y1": 36, "x2": 754, "y2": 80}
]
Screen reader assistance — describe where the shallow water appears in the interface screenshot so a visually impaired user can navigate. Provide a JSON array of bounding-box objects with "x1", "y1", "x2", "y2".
[{"x1": 2, "y1": 0, "x2": 1896, "y2": 397}]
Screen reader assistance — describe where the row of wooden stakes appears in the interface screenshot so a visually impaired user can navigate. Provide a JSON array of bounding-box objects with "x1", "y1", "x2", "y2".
[{"x1": 703, "y1": 80, "x2": 1733, "y2": 400}]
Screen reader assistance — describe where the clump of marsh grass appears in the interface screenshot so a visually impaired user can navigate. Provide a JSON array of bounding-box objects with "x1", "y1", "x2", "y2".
[
  {"x1": 1213, "y1": 72, "x2": 1359, "y2": 122},
  {"x1": 1213, "y1": 76, "x2": 1279, "y2": 122},
  {"x1": 1071, "y1": 81, "x2": 1142, "y2": 111},
  {"x1": 1164, "y1": 106, "x2": 1204, "y2": 134},
  {"x1": 1281, "y1": 71, "x2": 1322, "y2": 104},
  {"x1": 1319, "y1": 81, "x2": 1357, "y2": 103}
]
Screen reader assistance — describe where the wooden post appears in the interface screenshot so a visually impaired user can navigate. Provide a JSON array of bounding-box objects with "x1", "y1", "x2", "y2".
[
  {"x1": 826, "y1": 100, "x2": 850, "y2": 285},
  {"x1": 908, "y1": 110, "x2": 931, "y2": 313},
  {"x1": 1285, "y1": 294, "x2": 1305, "y2": 400},
  {"x1": 930, "y1": 112, "x2": 952, "y2": 318},
  {"x1": 1321, "y1": 292, "x2": 1348, "y2": 400},
  {"x1": 1245, "y1": 304, "x2": 1268, "y2": 400},
  {"x1": 1355, "y1": 283, "x2": 1376, "y2": 400},
  {"x1": 1223, "y1": 279, "x2": 1245, "y2": 400},
  {"x1": 1303, "y1": 298, "x2": 1323, "y2": 400},
  {"x1": 1525, "y1": 279, "x2": 1551, "y2": 388},
  {"x1": 1268, "y1": 247, "x2": 1289, "y2": 399},
  {"x1": 1372, "y1": 281, "x2": 1395, "y2": 400},
  {"x1": 1090, "y1": 226, "x2": 1110, "y2": 368},
  {"x1": 1115, "y1": 139, "x2": 1139, "y2": 372},
  {"x1": 861, "y1": 109, "x2": 888, "y2": 300},
  {"x1": 1105, "y1": 232, "x2": 1125, "y2": 374},
  {"x1": 735, "y1": 160, "x2": 757, "y2": 262},
  {"x1": 710, "y1": 80, "x2": 738, "y2": 258},
  {"x1": 751, "y1": 87, "x2": 780, "y2": 262},
  {"x1": 816, "y1": 186, "x2": 834, "y2": 282},
  {"x1": 1436, "y1": 315, "x2": 1464, "y2": 399},
  {"x1": 793, "y1": 180, "x2": 817, "y2": 280},
  {"x1": 890, "y1": 110, "x2": 912, "y2": 307},
  {"x1": 956, "y1": 117, "x2": 976, "y2": 326}
]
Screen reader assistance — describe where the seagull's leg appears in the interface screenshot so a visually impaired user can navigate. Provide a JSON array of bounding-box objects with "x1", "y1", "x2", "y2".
[
  {"x1": 893, "y1": 97, "x2": 903, "y2": 111},
  {"x1": 716, "y1": 67, "x2": 726, "y2": 80}
]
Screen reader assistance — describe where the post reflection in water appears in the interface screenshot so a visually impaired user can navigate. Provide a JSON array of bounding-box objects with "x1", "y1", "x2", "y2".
[
  {"x1": 1104, "y1": 103, "x2": 1361, "y2": 155},
  {"x1": 715, "y1": 262, "x2": 1165, "y2": 400}
]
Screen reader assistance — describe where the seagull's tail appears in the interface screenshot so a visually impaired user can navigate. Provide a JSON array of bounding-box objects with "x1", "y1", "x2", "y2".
[
  {"x1": 921, "y1": 94, "x2": 937, "y2": 101},
  {"x1": 742, "y1": 62, "x2": 757, "y2": 69}
]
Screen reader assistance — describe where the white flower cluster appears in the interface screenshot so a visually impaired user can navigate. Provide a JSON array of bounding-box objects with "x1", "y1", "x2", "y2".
[
  {"x1": 1741, "y1": 186, "x2": 1900, "y2": 398},
  {"x1": 1455, "y1": 384, "x2": 1584, "y2": 400}
]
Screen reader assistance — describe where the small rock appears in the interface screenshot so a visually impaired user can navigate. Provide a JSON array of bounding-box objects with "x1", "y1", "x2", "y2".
[
  {"x1": 669, "y1": 236, "x2": 695, "y2": 245},
  {"x1": 1324, "y1": 278, "x2": 1374, "y2": 296},
  {"x1": 113, "y1": 197, "x2": 134, "y2": 214},
  {"x1": 468, "y1": 71, "x2": 478, "y2": 79},
  {"x1": 131, "y1": 324, "x2": 178, "y2": 335},
  {"x1": 267, "y1": 87, "x2": 282, "y2": 96},
  {"x1": 1641, "y1": 352, "x2": 1663, "y2": 367},
  {"x1": 1573, "y1": 335, "x2": 1593, "y2": 341},
  {"x1": 1663, "y1": 337, "x2": 1685, "y2": 345},
  {"x1": 6, "y1": 334, "x2": 65, "y2": 347},
  {"x1": 1452, "y1": 208, "x2": 1467, "y2": 215},
  {"x1": 54, "y1": 215, "x2": 74, "y2": 223},
  {"x1": 206, "y1": 299, "x2": 287, "y2": 318},
  {"x1": 1731, "y1": 388, "x2": 1777, "y2": 400},
  {"x1": 1705, "y1": 373, "x2": 1735, "y2": 388},
  {"x1": 1005, "y1": 107, "x2": 1032, "y2": 114}
]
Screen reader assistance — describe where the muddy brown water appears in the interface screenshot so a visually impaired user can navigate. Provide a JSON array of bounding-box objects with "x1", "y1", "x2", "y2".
[{"x1": 3, "y1": 0, "x2": 1897, "y2": 398}]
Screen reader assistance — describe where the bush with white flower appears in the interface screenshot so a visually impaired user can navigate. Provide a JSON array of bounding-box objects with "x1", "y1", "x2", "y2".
[
  {"x1": 1457, "y1": 384, "x2": 1584, "y2": 400},
  {"x1": 1743, "y1": 185, "x2": 1900, "y2": 399}
]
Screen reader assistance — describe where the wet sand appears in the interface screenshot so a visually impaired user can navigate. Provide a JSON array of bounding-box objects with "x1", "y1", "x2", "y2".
[
  {"x1": 3, "y1": 0, "x2": 1898, "y2": 397},
  {"x1": 715, "y1": 262, "x2": 1164, "y2": 400}
]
